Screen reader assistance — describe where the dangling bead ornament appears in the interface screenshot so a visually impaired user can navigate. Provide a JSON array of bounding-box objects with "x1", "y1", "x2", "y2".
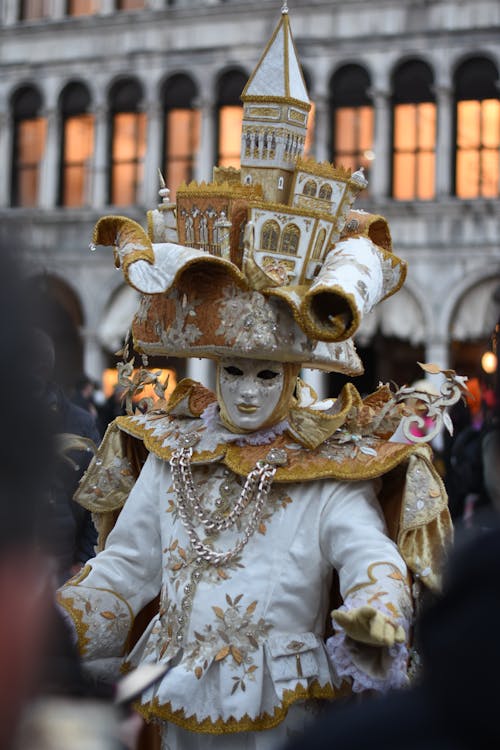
[{"x1": 170, "y1": 434, "x2": 287, "y2": 566}]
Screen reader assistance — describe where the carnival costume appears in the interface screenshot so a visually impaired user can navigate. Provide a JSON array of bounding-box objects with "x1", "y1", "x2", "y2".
[{"x1": 58, "y1": 8, "x2": 459, "y2": 749}]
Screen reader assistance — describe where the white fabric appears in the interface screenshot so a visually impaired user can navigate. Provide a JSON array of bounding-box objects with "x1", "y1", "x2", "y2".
[{"x1": 60, "y1": 452, "x2": 410, "y2": 739}]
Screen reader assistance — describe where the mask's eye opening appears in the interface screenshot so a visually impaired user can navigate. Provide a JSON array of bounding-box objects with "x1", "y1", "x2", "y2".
[
  {"x1": 257, "y1": 369, "x2": 279, "y2": 380},
  {"x1": 224, "y1": 365, "x2": 244, "y2": 376}
]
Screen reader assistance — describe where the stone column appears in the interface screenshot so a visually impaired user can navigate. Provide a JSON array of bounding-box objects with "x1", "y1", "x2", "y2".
[
  {"x1": 99, "y1": 0, "x2": 114, "y2": 15},
  {"x1": 39, "y1": 107, "x2": 60, "y2": 208},
  {"x1": 312, "y1": 93, "x2": 329, "y2": 163},
  {"x1": 195, "y1": 97, "x2": 215, "y2": 183},
  {"x1": 0, "y1": 111, "x2": 13, "y2": 207},
  {"x1": 142, "y1": 101, "x2": 163, "y2": 207},
  {"x1": 187, "y1": 358, "x2": 215, "y2": 390},
  {"x1": 2, "y1": 0, "x2": 19, "y2": 24},
  {"x1": 425, "y1": 338, "x2": 450, "y2": 373},
  {"x1": 370, "y1": 88, "x2": 391, "y2": 199},
  {"x1": 434, "y1": 84, "x2": 453, "y2": 198},
  {"x1": 301, "y1": 369, "x2": 328, "y2": 400},
  {"x1": 81, "y1": 328, "x2": 107, "y2": 383},
  {"x1": 91, "y1": 105, "x2": 109, "y2": 208},
  {"x1": 51, "y1": 0, "x2": 65, "y2": 20}
]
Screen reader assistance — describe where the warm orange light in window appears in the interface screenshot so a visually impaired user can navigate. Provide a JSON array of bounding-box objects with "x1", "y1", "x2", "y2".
[
  {"x1": 393, "y1": 102, "x2": 436, "y2": 200},
  {"x1": 456, "y1": 99, "x2": 500, "y2": 199},
  {"x1": 21, "y1": 0, "x2": 50, "y2": 20},
  {"x1": 16, "y1": 117, "x2": 46, "y2": 207},
  {"x1": 218, "y1": 106, "x2": 243, "y2": 168},
  {"x1": 68, "y1": 0, "x2": 99, "y2": 16},
  {"x1": 165, "y1": 108, "x2": 201, "y2": 199},
  {"x1": 102, "y1": 368, "x2": 177, "y2": 402},
  {"x1": 63, "y1": 114, "x2": 94, "y2": 207},
  {"x1": 118, "y1": 0, "x2": 145, "y2": 9},
  {"x1": 334, "y1": 106, "x2": 374, "y2": 180},
  {"x1": 304, "y1": 102, "x2": 315, "y2": 157},
  {"x1": 111, "y1": 112, "x2": 147, "y2": 206}
]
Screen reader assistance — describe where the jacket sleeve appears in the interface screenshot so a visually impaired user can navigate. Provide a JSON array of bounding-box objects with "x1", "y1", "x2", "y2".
[
  {"x1": 319, "y1": 479, "x2": 412, "y2": 692},
  {"x1": 57, "y1": 453, "x2": 164, "y2": 671}
]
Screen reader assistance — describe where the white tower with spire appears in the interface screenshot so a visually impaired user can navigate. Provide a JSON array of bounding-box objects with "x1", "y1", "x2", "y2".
[{"x1": 239, "y1": 5, "x2": 311, "y2": 204}]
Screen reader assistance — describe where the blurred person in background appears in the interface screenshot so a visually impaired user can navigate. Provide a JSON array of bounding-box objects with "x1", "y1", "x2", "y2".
[
  {"x1": 72, "y1": 374, "x2": 100, "y2": 422},
  {"x1": 0, "y1": 251, "x2": 54, "y2": 749},
  {"x1": 31, "y1": 329, "x2": 100, "y2": 583}
]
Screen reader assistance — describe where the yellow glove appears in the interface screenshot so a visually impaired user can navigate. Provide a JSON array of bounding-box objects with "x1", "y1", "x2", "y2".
[{"x1": 332, "y1": 605, "x2": 406, "y2": 647}]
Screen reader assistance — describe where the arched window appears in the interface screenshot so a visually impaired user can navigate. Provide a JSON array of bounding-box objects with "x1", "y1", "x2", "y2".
[
  {"x1": 391, "y1": 60, "x2": 436, "y2": 200},
  {"x1": 330, "y1": 65, "x2": 373, "y2": 183},
  {"x1": 68, "y1": 0, "x2": 99, "y2": 17},
  {"x1": 454, "y1": 57, "x2": 500, "y2": 199},
  {"x1": 117, "y1": 0, "x2": 144, "y2": 8},
  {"x1": 312, "y1": 228, "x2": 326, "y2": 260},
  {"x1": 303, "y1": 179, "x2": 317, "y2": 197},
  {"x1": 216, "y1": 70, "x2": 246, "y2": 168},
  {"x1": 261, "y1": 220, "x2": 280, "y2": 251},
  {"x1": 59, "y1": 82, "x2": 94, "y2": 207},
  {"x1": 302, "y1": 67, "x2": 314, "y2": 157},
  {"x1": 109, "y1": 78, "x2": 145, "y2": 206},
  {"x1": 162, "y1": 75, "x2": 200, "y2": 199},
  {"x1": 319, "y1": 183, "x2": 332, "y2": 200},
  {"x1": 20, "y1": 0, "x2": 50, "y2": 20},
  {"x1": 281, "y1": 224, "x2": 300, "y2": 255},
  {"x1": 11, "y1": 86, "x2": 46, "y2": 207}
]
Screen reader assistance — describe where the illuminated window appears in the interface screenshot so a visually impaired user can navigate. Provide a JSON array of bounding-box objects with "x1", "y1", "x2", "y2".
[
  {"x1": 109, "y1": 79, "x2": 146, "y2": 206},
  {"x1": 302, "y1": 68, "x2": 314, "y2": 157},
  {"x1": 68, "y1": 0, "x2": 99, "y2": 15},
  {"x1": 454, "y1": 58, "x2": 500, "y2": 199},
  {"x1": 392, "y1": 60, "x2": 436, "y2": 200},
  {"x1": 11, "y1": 86, "x2": 46, "y2": 207},
  {"x1": 216, "y1": 70, "x2": 246, "y2": 168},
  {"x1": 303, "y1": 180, "x2": 317, "y2": 197},
  {"x1": 162, "y1": 75, "x2": 200, "y2": 200},
  {"x1": 20, "y1": 0, "x2": 50, "y2": 20},
  {"x1": 117, "y1": 0, "x2": 145, "y2": 9},
  {"x1": 331, "y1": 65, "x2": 374, "y2": 184},
  {"x1": 59, "y1": 83, "x2": 94, "y2": 207},
  {"x1": 281, "y1": 224, "x2": 300, "y2": 255},
  {"x1": 261, "y1": 220, "x2": 280, "y2": 250},
  {"x1": 319, "y1": 183, "x2": 332, "y2": 200}
]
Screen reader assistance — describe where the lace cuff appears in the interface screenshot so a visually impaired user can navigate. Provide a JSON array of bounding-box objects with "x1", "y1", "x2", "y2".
[{"x1": 326, "y1": 595, "x2": 409, "y2": 693}]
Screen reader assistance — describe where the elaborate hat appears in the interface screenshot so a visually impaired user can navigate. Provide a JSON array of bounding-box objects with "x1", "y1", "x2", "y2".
[{"x1": 92, "y1": 7, "x2": 406, "y2": 374}]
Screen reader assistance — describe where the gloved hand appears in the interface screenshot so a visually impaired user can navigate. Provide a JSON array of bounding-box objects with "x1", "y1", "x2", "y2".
[{"x1": 332, "y1": 605, "x2": 406, "y2": 647}]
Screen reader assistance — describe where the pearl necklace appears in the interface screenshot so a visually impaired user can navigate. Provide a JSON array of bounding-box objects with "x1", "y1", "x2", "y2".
[{"x1": 170, "y1": 433, "x2": 287, "y2": 566}]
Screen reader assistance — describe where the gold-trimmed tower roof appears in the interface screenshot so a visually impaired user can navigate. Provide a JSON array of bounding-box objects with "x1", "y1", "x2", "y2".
[{"x1": 239, "y1": 5, "x2": 311, "y2": 203}]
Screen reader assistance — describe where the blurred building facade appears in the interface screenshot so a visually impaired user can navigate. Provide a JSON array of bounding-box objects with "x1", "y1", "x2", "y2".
[{"x1": 0, "y1": 0, "x2": 499, "y2": 393}]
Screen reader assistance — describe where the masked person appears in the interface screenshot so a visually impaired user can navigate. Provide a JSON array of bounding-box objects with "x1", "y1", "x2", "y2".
[{"x1": 58, "y1": 9, "x2": 455, "y2": 749}]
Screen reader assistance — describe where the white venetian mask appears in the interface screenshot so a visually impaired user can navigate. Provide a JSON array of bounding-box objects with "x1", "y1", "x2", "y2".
[{"x1": 217, "y1": 359, "x2": 285, "y2": 432}]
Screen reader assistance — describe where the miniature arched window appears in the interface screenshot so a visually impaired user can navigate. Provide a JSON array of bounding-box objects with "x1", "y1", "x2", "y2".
[
  {"x1": 216, "y1": 69, "x2": 247, "y2": 168},
  {"x1": 109, "y1": 77, "x2": 146, "y2": 206},
  {"x1": 312, "y1": 228, "x2": 327, "y2": 260},
  {"x1": 261, "y1": 220, "x2": 280, "y2": 251},
  {"x1": 59, "y1": 82, "x2": 94, "y2": 207},
  {"x1": 454, "y1": 57, "x2": 500, "y2": 198},
  {"x1": 330, "y1": 65, "x2": 373, "y2": 185},
  {"x1": 391, "y1": 59, "x2": 436, "y2": 200},
  {"x1": 281, "y1": 224, "x2": 301, "y2": 255},
  {"x1": 162, "y1": 74, "x2": 200, "y2": 200},
  {"x1": 319, "y1": 183, "x2": 332, "y2": 200},
  {"x1": 10, "y1": 85, "x2": 46, "y2": 207},
  {"x1": 303, "y1": 180, "x2": 317, "y2": 196}
]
